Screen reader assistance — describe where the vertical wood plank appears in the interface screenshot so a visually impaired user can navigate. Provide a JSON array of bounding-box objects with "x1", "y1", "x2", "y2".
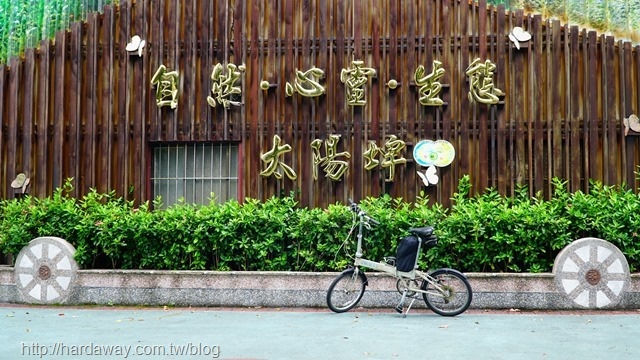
[
  {"x1": 53, "y1": 31, "x2": 66, "y2": 190},
  {"x1": 424, "y1": 0, "x2": 434, "y2": 146},
  {"x1": 300, "y1": 0, "x2": 314, "y2": 206},
  {"x1": 387, "y1": 0, "x2": 398, "y2": 198},
  {"x1": 232, "y1": 0, "x2": 244, "y2": 142},
  {"x1": 496, "y1": 5, "x2": 507, "y2": 195},
  {"x1": 365, "y1": 0, "x2": 381, "y2": 199},
  {"x1": 69, "y1": 22, "x2": 83, "y2": 199},
  {"x1": 99, "y1": 8, "x2": 115, "y2": 193},
  {"x1": 438, "y1": 0, "x2": 452, "y2": 205},
  {"x1": 513, "y1": 10, "x2": 526, "y2": 187},
  {"x1": 196, "y1": 0, "x2": 211, "y2": 141},
  {"x1": 36, "y1": 39, "x2": 51, "y2": 198},
  {"x1": 569, "y1": 26, "x2": 581, "y2": 192},
  {"x1": 132, "y1": 0, "x2": 147, "y2": 204},
  {"x1": 623, "y1": 42, "x2": 635, "y2": 186},
  {"x1": 165, "y1": 0, "x2": 177, "y2": 141},
  {"x1": 477, "y1": 0, "x2": 488, "y2": 191},
  {"x1": 525, "y1": 14, "x2": 534, "y2": 194},
  {"x1": 212, "y1": 0, "x2": 227, "y2": 142},
  {"x1": 604, "y1": 36, "x2": 617, "y2": 184},
  {"x1": 352, "y1": 0, "x2": 364, "y2": 202},
  {"x1": 149, "y1": 0, "x2": 163, "y2": 141},
  {"x1": 179, "y1": 0, "x2": 195, "y2": 141},
  {"x1": 22, "y1": 49, "x2": 35, "y2": 196},
  {"x1": 458, "y1": 0, "x2": 470, "y2": 183},
  {"x1": 7, "y1": 57, "x2": 19, "y2": 198},
  {"x1": 115, "y1": 1, "x2": 129, "y2": 198},
  {"x1": 587, "y1": 31, "x2": 599, "y2": 186},
  {"x1": 0, "y1": 65, "x2": 6, "y2": 198},
  {"x1": 532, "y1": 15, "x2": 544, "y2": 194},
  {"x1": 488, "y1": 4, "x2": 497, "y2": 191},
  {"x1": 334, "y1": 0, "x2": 347, "y2": 199},
  {"x1": 83, "y1": 13, "x2": 98, "y2": 195},
  {"x1": 248, "y1": 0, "x2": 260, "y2": 200},
  {"x1": 551, "y1": 20, "x2": 563, "y2": 187},
  {"x1": 261, "y1": 1, "x2": 278, "y2": 202},
  {"x1": 402, "y1": 1, "x2": 416, "y2": 201},
  {"x1": 629, "y1": 45, "x2": 640, "y2": 189},
  {"x1": 280, "y1": 0, "x2": 293, "y2": 199},
  {"x1": 315, "y1": 0, "x2": 330, "y2": 207}
]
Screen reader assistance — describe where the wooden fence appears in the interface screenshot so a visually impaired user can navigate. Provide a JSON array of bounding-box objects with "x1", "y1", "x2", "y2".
[{"x1": 1, "y1": 0, "x2": 640, "y2": 209}]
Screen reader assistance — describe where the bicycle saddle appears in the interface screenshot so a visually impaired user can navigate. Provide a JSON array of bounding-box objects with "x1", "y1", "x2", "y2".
[{"x1": 408, "y1": 226, "x2": 434, "y2": 237}]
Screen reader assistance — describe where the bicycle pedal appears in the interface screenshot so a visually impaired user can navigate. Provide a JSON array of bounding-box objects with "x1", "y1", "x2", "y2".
[
  {"x1": 383, "y1": 257, "x2": 396, "y2": 266},
  {"x1": 394, "y1": 305, "x2": 403, "y2": 314}
]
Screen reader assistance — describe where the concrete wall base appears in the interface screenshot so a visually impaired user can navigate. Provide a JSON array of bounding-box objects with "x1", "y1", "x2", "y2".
[{"x1": 1, "y1": 267, "x2": 639, "y2": 310}]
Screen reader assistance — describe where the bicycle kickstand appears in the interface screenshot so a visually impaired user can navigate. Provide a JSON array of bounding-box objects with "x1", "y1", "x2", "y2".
[
  {"x1": 404, "y1": 298, "x2": 417, "y2": 318},
  {"x1": 395, "y1": 289, "x2": 408, "y2": 315},
  {"x1": 396, "y1": 289, "x2": 418, "y2": 318}
]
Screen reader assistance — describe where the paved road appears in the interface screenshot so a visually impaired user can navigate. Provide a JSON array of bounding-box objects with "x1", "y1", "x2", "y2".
[{"x1": 1, "y1": 305, "x2": 639, "y2": 360}]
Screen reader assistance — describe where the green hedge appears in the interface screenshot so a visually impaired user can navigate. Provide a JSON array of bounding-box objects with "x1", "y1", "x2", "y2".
[
  {"x1": 0, "y1": 0, "x2": 119, "y2": 64},
  {"x1": 1, "y1": 176, "x2": 640, "y2": 273}
]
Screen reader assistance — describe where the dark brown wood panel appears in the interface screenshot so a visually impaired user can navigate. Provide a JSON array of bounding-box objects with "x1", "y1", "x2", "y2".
[{"x1": 0, "y1": 0, "x2": 638, "y2": 209}]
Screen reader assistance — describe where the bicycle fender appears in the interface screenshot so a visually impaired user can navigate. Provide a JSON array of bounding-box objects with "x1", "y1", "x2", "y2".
[
  {"x1": 341, "y1": 267, "x2": 369, "y2": 286},
  {"x1": 432, "y1": 268, "x2": 468, "y2": 279}
]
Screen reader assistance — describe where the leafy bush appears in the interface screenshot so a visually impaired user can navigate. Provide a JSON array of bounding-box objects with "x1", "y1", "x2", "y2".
[
  {"x1": 1, "y1": 176, "x2": 640, "y2": 273},
  {"x1": 0, "y1": 0, "x2": 119, "y2": 64},
  {"x1": 428, "y1": 177, "x2": 573, "y2": 273},
  {"x1": 0, "y1": 181, "x2": 80, "y2": 256}
]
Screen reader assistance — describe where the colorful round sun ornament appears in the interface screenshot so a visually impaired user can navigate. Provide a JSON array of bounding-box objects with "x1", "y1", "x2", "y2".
[{"x1": 413, "y1": 139, "x2": 455, "y2": 168}]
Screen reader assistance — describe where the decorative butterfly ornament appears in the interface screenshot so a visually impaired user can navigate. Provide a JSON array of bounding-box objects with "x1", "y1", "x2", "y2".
[
  {"x1": 126, "y1": 35, "x2": 146, "y2": 57},
  {"x1": 417, "y1": 165, "x2": 439, "y2": 186}
]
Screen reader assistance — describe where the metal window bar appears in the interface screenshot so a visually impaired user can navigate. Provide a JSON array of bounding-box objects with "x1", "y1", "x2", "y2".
[{"x1": 152, "y1": 143, "x2": 238, "y2": 208}]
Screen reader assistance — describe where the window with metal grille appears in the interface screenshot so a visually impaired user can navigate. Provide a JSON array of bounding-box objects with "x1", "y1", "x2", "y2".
[{"x1": 152, "y1": 143, "x2": 239, "y2": 208}]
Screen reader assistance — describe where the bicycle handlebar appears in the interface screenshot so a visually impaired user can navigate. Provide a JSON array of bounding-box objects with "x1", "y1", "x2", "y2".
[
  {"x1": 366, "y1": 216, "x2": 380, "y2": 226},
  {"x1": 348, "y1": 199, "x2": 380, "y2": 226}
]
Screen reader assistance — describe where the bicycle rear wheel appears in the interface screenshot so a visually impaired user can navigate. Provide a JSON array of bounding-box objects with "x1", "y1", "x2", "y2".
[
  {"x1": 421, "y1": 268, "x2": 472, "y2": 316},
  {"x1": 326, "y1": 269, "x2": 367, "y2": 313}
]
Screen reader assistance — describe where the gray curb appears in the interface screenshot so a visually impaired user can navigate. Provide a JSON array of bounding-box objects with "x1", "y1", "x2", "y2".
[{"x1": 2, "y1": 267, "x2": 640, "y2": 310}]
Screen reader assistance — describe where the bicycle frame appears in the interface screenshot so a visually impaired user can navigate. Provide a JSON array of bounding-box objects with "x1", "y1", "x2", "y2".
[
  {"x1": 351, "y1": 209, "x2": 448, "y2": 300},
  {"x1": 327, "y1": 201, "x2": 472, "y2": 316}
]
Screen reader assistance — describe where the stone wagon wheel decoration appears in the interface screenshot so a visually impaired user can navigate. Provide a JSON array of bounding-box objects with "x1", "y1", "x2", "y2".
[
  {"x1": 553, "y1": 237, "x2": 630, "y2": 309},
  {"x1": 13, "y1": 237, "x2": 79, "y2": 304}
]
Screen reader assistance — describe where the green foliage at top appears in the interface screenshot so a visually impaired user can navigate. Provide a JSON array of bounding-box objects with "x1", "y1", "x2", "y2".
[
  {"x1": 0, "y1": 0, "x2": 118, "y2": 64},
  {"x1": 485, "y1": 0, "x2": 640, "y2": 39},
  {"x1": 2, "y1": 176, "x2": 640, "y2": 273},
  {"x1": 1, "y1": 0, "x2": 637, "y2": 63}
]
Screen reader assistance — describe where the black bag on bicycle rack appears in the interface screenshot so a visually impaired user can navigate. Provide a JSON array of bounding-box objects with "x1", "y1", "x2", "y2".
[{"x1": 395, "y1": 235, "x2": 419, "y2": 272}]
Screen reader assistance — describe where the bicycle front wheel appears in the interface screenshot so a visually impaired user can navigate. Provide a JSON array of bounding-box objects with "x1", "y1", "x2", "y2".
[
  {"x1": 326, "y1": 269, "x2": 367, "y2": 313},
  {"x1": 421, "y1": 268, "x2": 472, "y2": 317}
]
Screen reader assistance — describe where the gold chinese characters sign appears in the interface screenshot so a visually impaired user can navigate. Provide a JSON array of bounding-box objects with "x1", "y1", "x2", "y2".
[
  {"x1": 311, "y1": 134, "x2": 351, "y2": 181},
  {"x1": 415, "y1": 60, "x2": 446, "y2": 106},
  {"x1": 466, "y1": 58, "x2": 503, "y2": 105},
  {"x1": 341, "y1": 60, "x2": 376, "y2": 106},
  {"x1": 260, "y1": 135, "x2": 297, "y2": 180},
  {"x1": 208, "y1": 63, "x2": 246, "y2": 108},
  {"x1": 151, "y1": 65, "x2": 179, "y2": 109},
  {"x1": 148, "y1": 59, "x2": 506, "y2": 110},
  {"x1": 286, "y1": 67, "x2": 326, "y2": 97},
  {"x1": 260, "y1": 134, "x2": 414, "y2": 183},
  {"x1": 363, "y1": 135, "x2": 407, "y2": 182}
]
